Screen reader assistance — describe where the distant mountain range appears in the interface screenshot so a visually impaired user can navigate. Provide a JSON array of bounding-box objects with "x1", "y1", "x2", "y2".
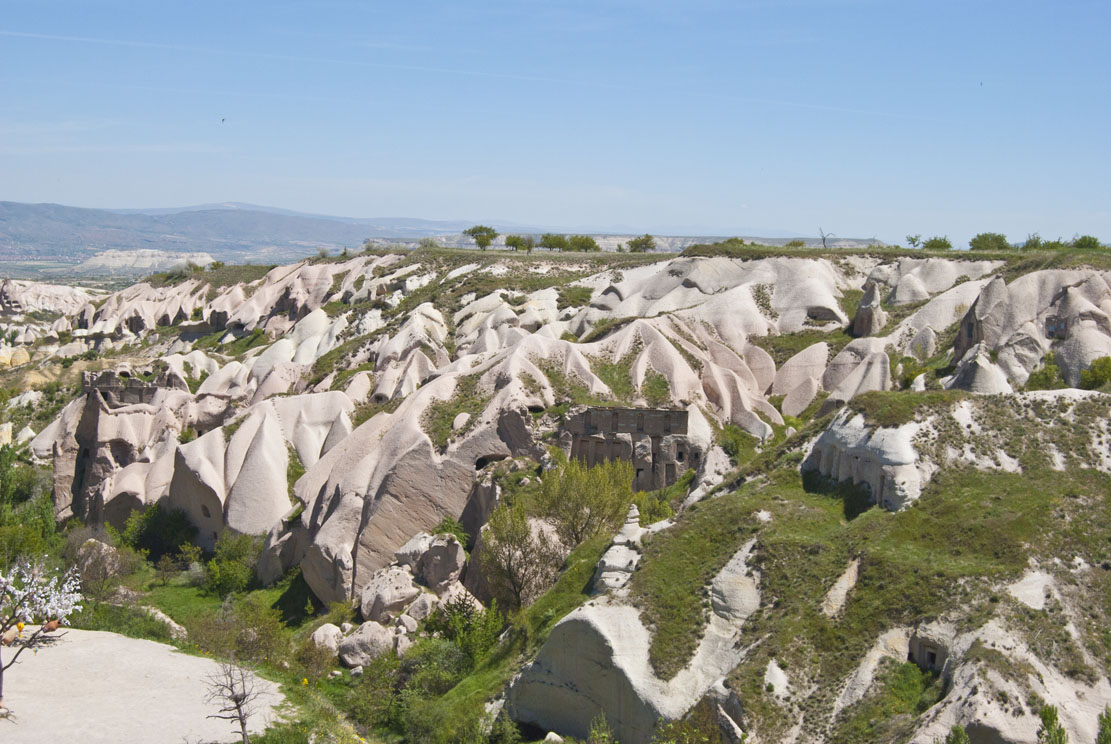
[
  {"x1": 0, "y1": 201, "x2": 488, "y2": 266},
  {"x1": 0, "y1": 200, "x2": 875, "y2": 281}
]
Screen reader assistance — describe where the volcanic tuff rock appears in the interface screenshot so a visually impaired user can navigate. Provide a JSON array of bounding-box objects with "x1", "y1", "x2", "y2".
[{"x1": 14, "y1": 249, "x2": 1111, "y2": 742}]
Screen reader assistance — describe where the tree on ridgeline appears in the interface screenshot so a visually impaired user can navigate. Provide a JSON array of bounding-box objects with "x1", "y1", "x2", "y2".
[
  {"x1": 539, "y1": 233, "x2": 569, "y2": 252},
  {"x1": 969, "y1": 232, "x2": 1011, "y2": 251},
  {"x1": 923, "y1": 235, "x2": 953, "y2": 251},
  {"x1": 568, "y1": 234, "x2": 601, "y2": 252},
  {"x1": 463, "y1": 225, "x2": 498, "y2": 251},
  {"x1": 627, "y1": 234, "x2": 656, "y2": 253},
  {"x1": 504, "y1": 234, "x2": 535, "y2": 253}
]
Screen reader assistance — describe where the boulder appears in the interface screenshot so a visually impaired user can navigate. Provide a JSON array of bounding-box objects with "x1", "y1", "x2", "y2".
[
  {"x1": 415, "y1": 534, "x2": 466, "y2": 592},
  {"x1": 76, "y1": 539, "x2": 121, "y2": 582},
  {"x1": 592, "y1": 544, "x2": 640, "y2": 592},
  {"x1": 310, "y1": 623, "x2": 343, "y2": 655},
  {"x1": 337, "y1": 621, "x2": 393, "y2": 667},
  {"x1": 405, "y1": 592, "x2": 437, "y2": 622},
  {"x1": 394, "y1": 532, "x2": 433, "y2": 569},
  {"x1": 452, "y1": 412, "x2": 471, "y2": 431},
  {"x1": 359, "y1": 565, "x2": 422, "y2": 623}
]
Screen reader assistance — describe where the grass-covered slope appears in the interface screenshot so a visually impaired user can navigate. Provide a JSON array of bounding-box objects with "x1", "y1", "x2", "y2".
[{"x1": 626, "y1": 391, "x2": 1111, "y2": 743}]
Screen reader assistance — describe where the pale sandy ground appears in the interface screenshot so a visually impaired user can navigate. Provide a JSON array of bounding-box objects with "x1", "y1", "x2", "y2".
[{"x1": 1, "y1": 629, "x2": 286, "y2": 744}]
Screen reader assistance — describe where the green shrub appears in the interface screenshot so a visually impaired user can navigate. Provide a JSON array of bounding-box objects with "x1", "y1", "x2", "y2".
[
  {"x1": 1074, "y1": 235, "x2": 1103, "y2": 251},
  {"x1": 633, "y1": 489, "x2": 676, "y2": 526},
  {"x1": 70, "y1": 600, "x2": 174, "y2": 643},
  {"x1": 534, "y1": 454, "x2": 634, "y2": 547},
  {"x1": 969, "y1": 232, "x2": 1011, "y2": 252},
  {"x1": 642, "y1": 370, "x2": 672, "y2": 406},
  {"x1": 204, "y1": 532, "x2": 261, "y2": 597},
  {"x1": 1037, "y1": 705, "x2": 1068, "y2": 744},
  {"x1": 718, "y1": 424, "x2": 758, "y2": 465},
  {"x1": 1080, "y1": 356, "x2": 1111, "y2": 390},
  {"x1": 1027, "y1": 353, "x2": 1065, "y2": 391},
  {"x1": 120, "y1": 502, "x2": 198, "y2": 560},
  {"x1": 652, "y1": 699, "x2": 729, "y2": 743},
  {"x1": 556, "y1": 285, "x2": 593, "y2": 310},
  {"x1": 424, "y1": 595, "x2": 506, "y2": 664},
  {"x1": 937, "y1": 725, "x2": 971, "y2": 744},
  {"x1": 922, "y1": 236, "x2": 953, "y2": 251},
  {"x1": 190, "y1": 593, "x2": 288, "y2": 663},
  {"x1": 432, "y1": 515, "x2": 470, "y2": 546}
]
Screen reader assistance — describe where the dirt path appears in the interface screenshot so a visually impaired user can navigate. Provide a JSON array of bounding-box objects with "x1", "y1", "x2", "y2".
[{"x1": 1, "y1": 629, "x2": 285, "y2": 744}]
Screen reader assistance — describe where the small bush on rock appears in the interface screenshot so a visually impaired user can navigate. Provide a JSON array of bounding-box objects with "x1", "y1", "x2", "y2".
[
  {"x1": 1026, "y1": 353, "x2": 1065, "y2": 391},
  {"x1": 1080, "y1": 356, "x2": 1111, "y2": 390}
]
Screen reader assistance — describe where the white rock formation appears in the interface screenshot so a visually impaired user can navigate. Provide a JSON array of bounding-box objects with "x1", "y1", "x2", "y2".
[{"x1": 509, "y1": 539, "x2": 760, "y2": 742}]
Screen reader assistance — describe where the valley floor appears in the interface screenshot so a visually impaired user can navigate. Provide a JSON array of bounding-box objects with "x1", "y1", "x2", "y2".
[{"x1": 2, "y1": 628, "x2": 285, "y2": 744}]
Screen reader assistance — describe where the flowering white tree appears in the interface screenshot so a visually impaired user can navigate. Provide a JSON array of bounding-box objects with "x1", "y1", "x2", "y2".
[{"x1": 0, "y1": 559, "x2": 83, "y2": 713}]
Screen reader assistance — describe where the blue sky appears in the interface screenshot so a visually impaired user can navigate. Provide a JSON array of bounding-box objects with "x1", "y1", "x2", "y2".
[{"x1": 1, "y1": 1, "x2": 1108, "y2": 245}]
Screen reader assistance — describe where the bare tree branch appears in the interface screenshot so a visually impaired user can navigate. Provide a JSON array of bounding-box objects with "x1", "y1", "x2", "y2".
[{"x1": 204, "y1": 661, "x2": 261, "y2": 744}]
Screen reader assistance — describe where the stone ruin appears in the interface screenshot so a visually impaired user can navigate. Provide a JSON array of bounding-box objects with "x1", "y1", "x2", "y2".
[{"x1": 560, "y1": 407, "x2": 699, "y2": 492}]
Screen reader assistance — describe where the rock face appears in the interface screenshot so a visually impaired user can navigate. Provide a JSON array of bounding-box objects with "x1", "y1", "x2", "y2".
[
  {"x1": 803, "y1": 409, "x2": 924, "y2": 510},
  {"x1": 851, "y1": 282, "x2": 888, "y2": 337},
  {"x1": 509, "y1": 540, "x2": 760, "y2": 742}
]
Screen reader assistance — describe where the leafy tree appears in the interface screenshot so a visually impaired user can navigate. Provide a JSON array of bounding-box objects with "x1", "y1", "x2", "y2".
[
  {"x1": 922, "y1": 235, "x2": 953, "y2": 251},
  {"x1": 0, "y1": 559, "x2": 83, "y2": 710},
  {"x1": 1023, "y1": 233, "x2": 1045, "y2": 251},
  {"x1": 121, "y1": 502, "x2": 197, "y2": 561},
  {"x1": 534, "y1": 454, "x2": 634, "y2": 546},
  {"x1": 969, "y1": 232, "x2": 1011, "y2": 252},
  {"x1": 156, "y1": 553, "x2": 177, "y2": 585},
  {"x1": 1097, "y1": 706, "x2": 1111, "y2": 744},
  {"x1": 539, "y1": 233, "x2": 569, "y2": 252},
  {"x1": 1074, "y1": 234, "x2": 1103, "y2": 251},
  {"x1": 205, "y1": 533, "x2": 261, "y2": 597},
  {"x1": 463, "y1": 225, "x2": 498, "y2": 250},
  {"x1": 417, "y1": 237, "x2": 442, "y2": 251},
  {"x1": 906, "y1": 235, "x2": 922, "y2": 248},
  {"x1": 627, "y1": 234, "x2": 656, "y2": 253},
  {"x1": 479, "y1": 501, "x2": 561, "y2": 610},
  {"x1": 1080, "y1": 356, "x2": 1111, "y2": 390},
  {"x1": 504, "y1": 234, "x2": 535, "y2": 253},
  {"x1": 1037, "y1": 705, "x2": 1068, "y2": 744},
  {"x1": 568, "y1": 234, "x2": 601, "y2": 252},
  {"x1": 1026, "y1": 353, "x2": 1065, "y2": 390}
]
